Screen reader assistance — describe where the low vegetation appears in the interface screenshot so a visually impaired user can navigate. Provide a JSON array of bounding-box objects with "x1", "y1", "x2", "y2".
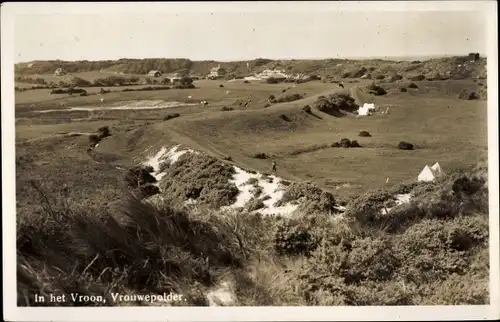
[
  {"x1": 158, "y1": 152, "x2": 239, "y2": 208},
  {"x1": 17, "y1": 154, "x2": 489, "y2": 306},
  {"x1": 314, "y1": 93, "x2": 359, "y2": 116}
]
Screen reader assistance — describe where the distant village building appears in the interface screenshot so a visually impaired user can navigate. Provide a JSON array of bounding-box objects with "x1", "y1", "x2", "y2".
[
  {"x1": 244, "y1": 68, "x2": 289, "y2": 81},
  {"x1": 468, "y1": 53, "x2": 480, "y2": 62},
  {"x1": 147, "y1": 70, "x2": 163, "y2": 77},
  {"x1": 209, "y1": 65, "x2": 227, "y2": 79},
  {"x1": 54, "y1": 68, "x2": 66, "y2": 76}
]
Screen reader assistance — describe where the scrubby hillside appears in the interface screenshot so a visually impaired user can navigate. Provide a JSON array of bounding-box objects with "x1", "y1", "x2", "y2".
[
  {"x1": 17, "y1": 156, "x2": 489, "y2": 306},
  {"x1": 15, "y1": 56, "x2": 487, "y2": 81}
]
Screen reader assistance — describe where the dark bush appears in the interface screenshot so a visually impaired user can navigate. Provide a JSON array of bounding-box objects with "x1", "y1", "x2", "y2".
[
  {"x1": 366, "y1": 83, "x2": 387, "y2": 96},
  {"x1": 350, "y1": 140, "x2": 361, "y2": 148},
  {"x1": 398, "y1": 142, "x2": 414, "y2": 150},
  {"x1": 88, "y1": 134, "x2": 100, "y2": 145},
  {"x1": 375, "y1": 74, "x2": 385, "y2": 80},
  {"x1": 303, "y1": 105, "x2": 312, "y2": 113},
  {"x1": 264, "y1": 103, "x2": 271, "y2": 108},
  {"x1": 164, "y1": 113, "x2": 180, "y2": 121},
  {"x1": 279, "y1": 114, "x2": 292, "y2": 122},
  {"x1": 275, "y1": 220, "x2": 320, "y2": 256},
  {"x1": 97, "y1": 126, "x2": 111, "y2": 139},
  {"x1": 314, "y1": 93, "x2": 358, "y2": 115},
  {"x1": 252, "y1": 153, "x2": 268, "y2": 159},
  {"x1": 340, "y1": 138, "x2": 352, "y2": 148},
  {"x1": 359, "y1": 131, "x2": 371, "y2": 137},
  {"x1": 409, "y1": 74, "x2": 425, "y2": 81},
  {"x1": 219, "y1": 84, "x2": 224, "y2": 88},
  {"x1": 221, "y1": 106, "x2": 234, "y2": 111},
  {"x1": 268, "y1": 94, "x2": 276, "y2": 101},
  {"x1": 400, "y1": 87, "x2": 408, "y2": 92},
  {"x1": 125, "y1": 166, "x2": 158, "y2": 188},
  {"x1": 408, "y1": 83, "x2": 418, "y2": 89},
  {"x1": 266, "y1": 77, "x2": 281, "y2": 84},
  {"x1": 137, "y1": 184, "x2": 161, "y2": 199},
  {"x1": 458, "y1": 90, "x2": 479, "y2": 100},
  {"x1": 243, "y1": 80, "x2": 250, "y2": 84}
]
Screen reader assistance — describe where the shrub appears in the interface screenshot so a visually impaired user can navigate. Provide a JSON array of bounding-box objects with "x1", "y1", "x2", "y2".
[
  {"x1": 274, "y1": 219, "x2": 321, "y2": 256},
  {"x1": 264, "y1": 104, "x2": 271, "y2": 108},
  {"x1": 221, "y1": 106, "x2": 234, "y2": 111},
  {"x1": 97, "y1": 126, "x2": 111, "y2": 139},
  {"x1": 219, "y1": 84, "x2": 224, "y2": 88},
  {"x1": 243, "y1": 80, "x2": 250, "y2": 84},
  {"x1": 88, "y1": 134, "x2": 100, "y2": 145},
  {"x1": 400, "y1": 87, "x2": 408, "y2": 92},
  {"x1": 458, "y1": 90, "x2": 479, "y2": 100},
  {"x1": 247, "y1": 198, "x2": 265, "y2": 212},
  {"x1": 350, "y1": 140, "x2": 361, "y2": 148},
  {"x1": 397, "y1": 142, "x2": 414, "y2": 150},
  {"x1": 358, "y1": 131, "x2": 371, "y2": 137},
  {"x1": 277, "y1": 182, "x2": 336, "y2": 213},
  {"x1": 302, "y1": 105, "x2": 312, "y2": 113},
  {"x1": 266, "y1": 77, "x2": 281, "y2": 84},
  {"x1": 314, "y1": 93, "x2": 358, "y2": 115},
  {"x1": 366, "y1": 83, "x2": 387, "y2": 96},
  {"x1": 124, "y1": 166, "x2": 158, "y2": 188},
  {"x1": 408, "y1": 83, "x2": 418, "y2": 89},
  {"x1": 268, "y1": 94, "x2": 276, "y2": 101},
  {"x1": 252, "y1": 153, "x2": 268, "y2": 159},
  {"x1": 164, "y1": 113, "x2": 180, "y2": 121},
  {"x1": 409, "y1": 74, "x2": 425, "y2": 81},
  {"x1": 279, "y1": 114, "x2": 292, "y2": 122},
  {"x1": 158, "y1": 152, "x2": 239, "y2": 208},
  {"x1": 275, "y1": 93, "x2": 303, "y2": 103},
  {"x1": 339, "y1": 138, "x2": 352, "y2": 148},
  {"x1": 388, "y1": 74, "x2": 403, "y2": 82}
]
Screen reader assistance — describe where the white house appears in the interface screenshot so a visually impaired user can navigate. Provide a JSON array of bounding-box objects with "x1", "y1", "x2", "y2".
[
  {"x1": 209, "y1": 65, "x2": 227, "y2": 79},
  {"x1": 147, "y1": 70, "x2": 162, "y2": 77}
]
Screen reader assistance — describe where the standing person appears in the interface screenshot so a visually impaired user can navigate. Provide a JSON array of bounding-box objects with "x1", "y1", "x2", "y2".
[{"x1": 272, "y1": 160, "x2": 277, "y2": 173}]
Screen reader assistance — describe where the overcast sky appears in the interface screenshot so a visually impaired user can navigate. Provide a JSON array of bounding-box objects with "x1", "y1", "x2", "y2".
[{"x1": 13, "y1": 3, "x2": 489, "y2": 63}]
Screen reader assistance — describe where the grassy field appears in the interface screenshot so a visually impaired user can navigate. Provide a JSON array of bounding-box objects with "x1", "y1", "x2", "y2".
[{"x1": 14, "y1": 59, "x2": 490, "y2": 306}]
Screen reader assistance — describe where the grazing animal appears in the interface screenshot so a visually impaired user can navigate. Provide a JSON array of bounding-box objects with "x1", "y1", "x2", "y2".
[
  {"x1": 201, "y1": 101, "x2": 209, "y2": 107},
  {"x1": 272, "y1": 160, "x2": 277, "y2": 173}
]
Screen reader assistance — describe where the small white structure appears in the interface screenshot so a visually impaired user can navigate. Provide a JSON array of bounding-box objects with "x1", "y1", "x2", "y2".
[
  {"x1": 430, "y1": 162, "x2": 444, "y2": 176},
  {"x1": 418, "y1": 162, "x2": 444, "y2": 182},
  {"x1": 357, "y1": 103, "x2": 377, "y2": 116},
  {"x1": 100, "y1": 98, "x2": 104, "y2": 104}
]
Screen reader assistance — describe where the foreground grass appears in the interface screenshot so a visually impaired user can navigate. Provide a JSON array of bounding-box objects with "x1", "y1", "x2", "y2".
[{"x1": 17, "y1": 161, "x2": 489, "y2": 306}]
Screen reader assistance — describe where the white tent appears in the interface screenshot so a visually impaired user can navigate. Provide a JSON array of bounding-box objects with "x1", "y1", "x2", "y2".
[
  {"x1": 418, "y1": 165, "x2": 435, "y2": 182},
  {"x1": 431, "y1": 162, "x2": 444, "y2": 176},
  {"x1": 418, "y1": 162, "x2": 445, "y2": 182}
]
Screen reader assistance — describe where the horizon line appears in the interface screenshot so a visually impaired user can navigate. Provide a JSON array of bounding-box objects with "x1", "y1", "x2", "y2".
[{"x1": 14, "y1": 53, "x2": 488, "y2": 65}]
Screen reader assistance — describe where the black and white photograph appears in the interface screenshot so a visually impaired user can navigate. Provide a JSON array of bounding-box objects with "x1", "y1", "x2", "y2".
[{"x1": 2, "y1": 1, "x2": 499, "y2": 321}]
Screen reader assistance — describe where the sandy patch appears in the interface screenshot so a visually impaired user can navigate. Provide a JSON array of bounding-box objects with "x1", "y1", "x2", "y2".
[
  {"x1": 206, "y1": 281, "x2": 236, "y2": 306},
  {"x1": 34, "y1": 100, "x2": 198, "y2": 113}
]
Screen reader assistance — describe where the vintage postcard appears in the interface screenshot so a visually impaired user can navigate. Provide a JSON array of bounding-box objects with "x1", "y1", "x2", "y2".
[{"x1": 2, "y1": 1, "x2": 498, "y2": 321}]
